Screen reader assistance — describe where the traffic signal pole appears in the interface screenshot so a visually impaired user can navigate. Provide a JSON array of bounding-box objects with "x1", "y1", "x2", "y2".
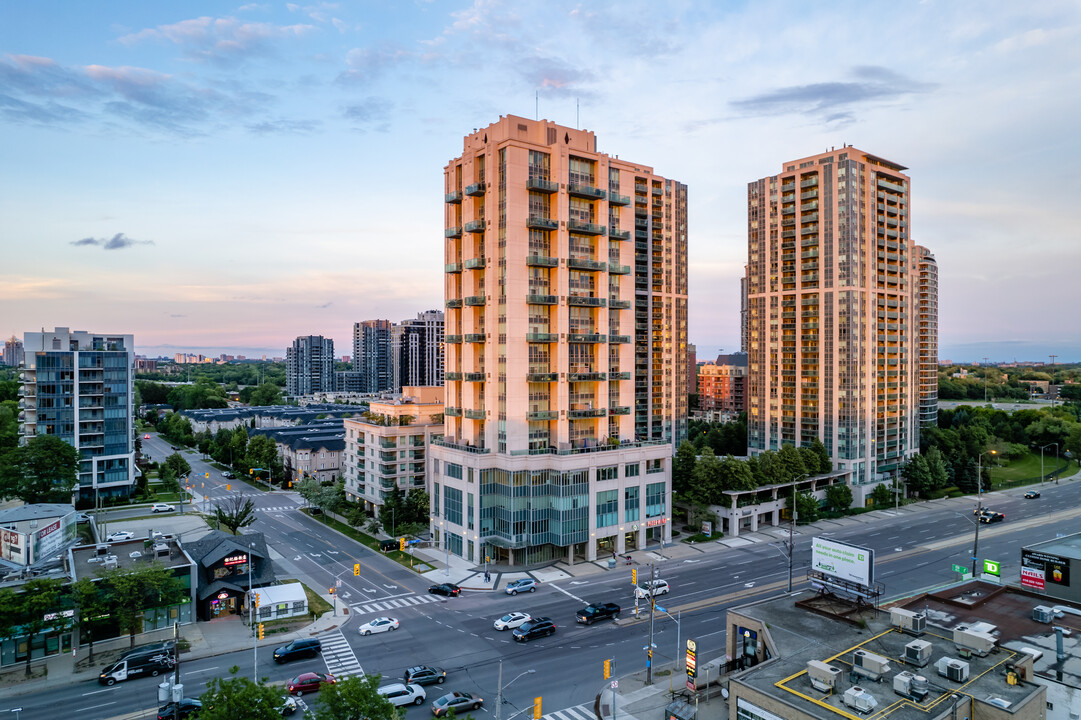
[{"x1": 646, "y1": 563, "x2": 655, "y2": 685}]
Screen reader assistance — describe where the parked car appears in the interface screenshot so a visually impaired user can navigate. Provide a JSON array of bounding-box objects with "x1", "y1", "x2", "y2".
[
  {"x1": 428, "y1": 583, "x2": 461, "y2": 597},
  {"x1": 287, "y1": 672, "x2": 336, "y2": 696},
  {"x1": 157, "y1": 698, "x2": 202, "y2": 720},
  {"x1": 494, "y1": 612, "x2": 531, "y2": 631},
  {"x1": 77, "y1": 513, "x2": 92, "y2": 523},
  {"x1": 273, "y1": 638, "x2": 322, "y2": 664},
  {"x1": 359, "y1": 617, "x2": 400, "y2": 635},
  {"x1": 150, "y1": 503, "x2": 175, "y2": 513},
  {"x1": 222, "y1": 471, "x2": 234, "y2": 479},
  {"x1": 634, "y1": 580, "x2": 670, "y2": 599},
  {"x1": 107, "y1": 530, "x2": 135, "y2": 542},
  {"x1": 504, "y1": 578, "x2": 538, "y2": 595},
  {"x1": 404, "y1": 665, "x2": 447, "y2": 686},
  {"x1": 513, "y1": 617, "x2": 556, "y2": 642},
  {"x1": 1024, "y1": 490, "x2": 1041, "y2": 499},
  {"x1": 379, "y1": 682, "x2": 427, "y2": 707},
  {"x1": 432, "y1": 692, "x2": 483, "y2": 717},
  {"x1": 979, "y1": 511, "x2": 1006, "y2": 524},
  {"x1": 576, "y1": 602, "x2": 621, "y2": 625}
]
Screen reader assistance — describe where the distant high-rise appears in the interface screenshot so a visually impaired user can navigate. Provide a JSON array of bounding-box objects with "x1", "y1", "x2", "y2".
[
  {"x1": 392, "y1": 310, "x2": 445, "y2": 391},
  {"x1": 353, "y1": 320, "x2": 393, "y2": 393},
  {"x1": 746, "y1": 147, "x2": 923, "y2": 501},
  {"x1": 2, "y1": 336, "x2": 23, "y2": 367},
  {"x1": 431, "y1": 115, "x2": 687, "y2": 565},
  {"x1": 20, "y1": 327, "x2": 136, "y2": 500},
  {"x1": 914, "y1": 246, "x2": 939, "y2": 427},
  {"x1": 286, "y1": 335, "x2": 335, "y2": 396},
  {"x1": 686, "y1": 343, "x2": 697, "y2": 398}
]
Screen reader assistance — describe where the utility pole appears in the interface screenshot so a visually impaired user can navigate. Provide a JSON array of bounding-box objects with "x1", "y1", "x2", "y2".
[
  {"x1": 495, "y1": 660, "x2": 503, "y2": 720},
  {"x1": 250, "y1": 542, "x2": 257, "y2": 681},
  {"x1": 172, "y1": 622, "x2": 181, "y2": 720},
  {"x1": 788, "y1": 482, "x2": 797, "y2": 592},
  {"x1": 646, "y1": 563, "x2": 655, "y2": 685}
]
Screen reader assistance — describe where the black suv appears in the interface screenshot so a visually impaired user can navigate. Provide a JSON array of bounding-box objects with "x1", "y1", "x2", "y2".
[
  {"x1": 513, "y1": 617, "x2": 556, "y2": 642},
  {"x1": 404, "y1": 665, "x2": 447, "y2": 685},
  {"x1": 576, "y1": 603, "x2": 621, "y2": 625},
  {"x1": 273, "y1": 638, "x2": 322, "y2": 663}
]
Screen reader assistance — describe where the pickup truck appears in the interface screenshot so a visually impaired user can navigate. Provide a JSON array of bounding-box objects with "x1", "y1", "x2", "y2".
[{"x1": 576, "y1": 602, "x2": 621, "y2": 625}]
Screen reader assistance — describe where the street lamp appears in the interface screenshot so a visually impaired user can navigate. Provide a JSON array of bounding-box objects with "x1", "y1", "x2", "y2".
[
  {"x1": 494, "y1": 660, "x2": 535, "y2": 720},
  {"x1": 787, "y1": 473, "x2": 808, "y2": 592},
  {"x1": 654, "y1": 605, "x2": 682, "y2": 671},
  {"x1": 1040, "y1": 443, "x2": 1058, "y2": 485},
  {"x1": 971, "y1": 450, "x2": 997, "y2": 577}
]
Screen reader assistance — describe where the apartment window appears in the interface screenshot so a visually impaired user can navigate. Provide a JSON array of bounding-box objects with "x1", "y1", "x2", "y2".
[
  {"x1": 444, "y1": 486, "x2": 463, "y2": 526},
  {"x1": 625, "y1": 486, "x2": 640, "y2": 522},
  {"x1": 645, "y1": 482, "x2": 666, "y2": 517},
  {"x1": 528, "y1": 150, "x2": 550, "y2": 180},
  {"x1": 646, "y1": 458, "x2": 664, "y2": 474},
  {"x1": 433, "y1": 482, "x2": 440, "y2": 515},
  {"x1": 467, "y1": 493, "x2": 474, "y2": 530},
  {"x1": 447, "y1": 463, "x2": 463, "y2": 480},
  {"x1": 625, "y1": 463, "x2": 640, "y2": 477},
  {"x1": 596, "y1": 490, "x2": 618, "y2": 528},
  {"x1": 596, "y1": 466, "x2": 617, "y2": 482}
]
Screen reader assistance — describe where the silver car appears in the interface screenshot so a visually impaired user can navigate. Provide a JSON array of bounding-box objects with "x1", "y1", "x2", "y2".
[{"x1": 504, "y1": 578, "x2": 538, "y2": 595}]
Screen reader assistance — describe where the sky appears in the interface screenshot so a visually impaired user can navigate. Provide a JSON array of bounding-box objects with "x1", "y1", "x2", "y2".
[{"x1": 2, "y1": 1, "x2": 1080, "y2": 364}]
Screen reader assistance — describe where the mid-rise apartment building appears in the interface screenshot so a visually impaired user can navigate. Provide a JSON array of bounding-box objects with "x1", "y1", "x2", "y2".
[
  {"x1": 286, "y1": 335, "x2": 335, "y2": 396},
  {"x1": 431, "y1": 115, "x2": 686, "y2": 565},
  {"x1": 698, "y1": 352, "x2": 747, "y2": 419},
  {"x1": 746, "y1": 147, "x2": 925, "y2": 500},
  {"x1": 353, "y1": 320, "x2": 393, "y2": 394},
  {"x1": 914, "y1": 245, "x2": 939, "y2": 427},
  {"x1": 343, "y1": 386, "x2": 444, "y2": 511},
  {"x1": 392, "y1": 310, "x2": 445, "y2": 391},
  {"x1": 19, "y1": 327, "x2": 136, "y2": 500}
]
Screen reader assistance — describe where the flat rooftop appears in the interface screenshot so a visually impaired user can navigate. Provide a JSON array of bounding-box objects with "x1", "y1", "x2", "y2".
[
  {"x1": 732, "y1": 589, "x2": 1041, "y2": 719},
  {"x1": 70, "y1": 537, "x2": 191, "y2": 579}
]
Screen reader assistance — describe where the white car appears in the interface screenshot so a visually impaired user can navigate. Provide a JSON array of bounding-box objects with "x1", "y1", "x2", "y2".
[
  {"x1": 493, "y1": 612, "x2": 531, "y2": 631},
  {"x1": 378, "y1": 682, "x2": 426, "y2": 707},
  {"x1": 634, "y1": 579, "x2": 670, "y2": 599},
  {"x1": 150, "y1": 503, "x2": 176, "y2": 513},
  {"x1": 359, "y1": 617, "x2": 400, "y2": 635},
  {"x1": 106, "y1": 531, "x2": 135, "y2": 542}
]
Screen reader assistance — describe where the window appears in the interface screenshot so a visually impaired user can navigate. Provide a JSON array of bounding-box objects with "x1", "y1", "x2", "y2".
[
  {"x1": 467, "y1": 493, "x2": 474, "y2": 530},
  {"x1": 433, "y1": 482, "x2": 440, "y2": 515},
  {"x1": 444, "y1": 486, "x2": 463, "y2": 526},
  {"x1": 625, "y1": 487, "x2": 639, "y2": 522},
  {"x1": 596, "y1": 466, "x2": 617, "y2": 482},
  {"x1": 625, "y1": 463, "x2": 640, "y2": 477},
  {"x1": 447, "y1": 463, "x2": 463, "y2": 480},
  {"x1": 646, "y1": 482, "x2": 666, "y2": 517},
  {"x1": 647, "y1": 458, "x2": 664, "y2": 474},
  {"x1": 596, "y1": 490, "x2": 618, "y2": 528}
]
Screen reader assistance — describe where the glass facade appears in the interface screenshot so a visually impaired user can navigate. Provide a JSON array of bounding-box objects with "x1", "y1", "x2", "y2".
[{"x1": 479, "y1": 468, "x2": 588, "y2": 548}]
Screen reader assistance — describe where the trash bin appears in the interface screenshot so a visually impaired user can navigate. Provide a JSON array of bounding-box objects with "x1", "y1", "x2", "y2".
[{"x1": 608, "y1": 558, "x2": 617, "y2": 568}]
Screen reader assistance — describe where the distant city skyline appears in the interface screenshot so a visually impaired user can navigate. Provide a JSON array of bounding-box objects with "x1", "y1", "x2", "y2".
[{"x1": 3, "y1": 2, "x2": 1079, "y2": 363}]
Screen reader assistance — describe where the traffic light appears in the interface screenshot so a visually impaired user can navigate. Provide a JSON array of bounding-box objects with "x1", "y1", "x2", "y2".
[
  {"x1": 249, "y1": 468, "x2": 254, "y2": 475},
  {"x1": 226, "y1": 484, "x2": 231, "y2": 491},
  {"x1": 533, "y1": 697, "x2": 542, "y2": 720},
  {"x1": 253, "y1": 593, "x2": 259, "y2": 608},
  {"x1": 354, "y1": 563, "x2": 360, "y2": 576},
  {"x1": 631, "y1": 568, "x2": 637, "y2": 585},
  {"x1": 603, "y1": 659, "x2": 611, "y2": 679},
  {"x1": 204, "y1": 472, "x2": 209, "y2": 478},
  {"x1": 399, "y1": 537, "x2": 406, "y2": 551},
  {"x1": 258, "y1": 623, "x2": 265, "y2": 640}
]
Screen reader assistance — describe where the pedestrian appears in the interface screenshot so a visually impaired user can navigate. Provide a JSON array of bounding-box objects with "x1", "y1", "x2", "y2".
[{"x1": 484, "y1": 570, "x2": 491, "y2": 583}]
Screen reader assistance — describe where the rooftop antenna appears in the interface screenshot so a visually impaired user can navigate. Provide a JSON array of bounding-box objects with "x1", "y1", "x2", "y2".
[
  {"x1": 536, "y1": 91, "x2": 538, "y2": 120},
  {"x1": 576, "y1": 98, "x2": 580, "y2": 129}
]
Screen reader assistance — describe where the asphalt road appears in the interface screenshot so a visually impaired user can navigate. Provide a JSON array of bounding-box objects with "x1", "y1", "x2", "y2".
[{"x1": 8, "y1": 432, "x2": 1079, "y2": 720}]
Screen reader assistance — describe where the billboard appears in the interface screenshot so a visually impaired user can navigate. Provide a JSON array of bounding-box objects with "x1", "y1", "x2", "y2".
[
  {"x1": 1022, "y1": 549, "x2": 1071, "y2": 590},
  {"x1": 810, "y1": 537, "x2": 875, "y2": 586}
]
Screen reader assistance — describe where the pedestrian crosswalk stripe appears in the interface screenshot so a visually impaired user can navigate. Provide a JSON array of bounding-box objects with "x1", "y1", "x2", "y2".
[
  {"x1": 319, "y1": 630, "x2": 363, "y2": 679},
  {"x1": 351, "y1": 594, "x2": 438, "y2": 616},
  {"x1": 541, "y1": 704, "x2": 593, "y2": 720}
]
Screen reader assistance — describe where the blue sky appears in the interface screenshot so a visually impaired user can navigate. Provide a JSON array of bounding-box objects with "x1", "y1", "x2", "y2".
[{"x1": 2, "y1": 1, "x2": 1079, "y2": 363}]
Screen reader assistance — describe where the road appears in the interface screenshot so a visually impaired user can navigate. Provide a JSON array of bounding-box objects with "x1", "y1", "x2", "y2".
[{"x1": 6, "y1": 432, "x2": 1080, "y2": 720}]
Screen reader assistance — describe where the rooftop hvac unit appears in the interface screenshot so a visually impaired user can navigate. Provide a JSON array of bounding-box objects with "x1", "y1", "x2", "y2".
[
  {"x1": 1033, "y1": 605, "x2": 1054, "y2": 624},
  {"x1": 890, "y1": 607, "x2": 926, "y2": 635},
  {"x1": 963, "y1": 621, "x2": 997, "y2": 636},
  {"x1": 96, "y1": 544, "x2": 109, "y2": 556},
  {"x1": 129, "y1": 551, "x2": 142, "y2": 559},
  {"x1": 935, "y1": 657, "x2": 970, "y2": 683},
  {"x1": 807, "y1": 660, "x2": 843, "y2": 692},
  {"x1": 852, "y1": 650, "x2": 891, "y2": 682},
  {"x1": 153, "y1": 543, "x2": 170, "y2": 559},
  {"x1": 904, "y1": 639, "x2": 933, "y2": 667},
  {"x1": 842, "y1": 686, "x2": 878, "y2": 714},
  {"x1": 103, "y1": 556, "x2": 119, "y2": 570},
  {"x1": 893, "y1": 671, "x2": 930, "y2": 701},
  {"x1": 986, "y1": 697, "x2": 1012, "y2": 709},
  {"x1": 952, "y1": 626, "x2": 996, "y2": 656}
]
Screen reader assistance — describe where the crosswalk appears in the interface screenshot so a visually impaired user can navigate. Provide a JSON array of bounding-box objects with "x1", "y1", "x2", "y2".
[
  {"x1": 257, "y1": 505, "x2": 297, "y2": 513},
  {"x1": 351, "y1": 593, "x2": 441, "y2": 616},
  {"x1": 541, "y1": 703, "x2": 595, "y2": 720},
  {"x1": 320, "y1": 629, "x2": 364, "y2": 678}
]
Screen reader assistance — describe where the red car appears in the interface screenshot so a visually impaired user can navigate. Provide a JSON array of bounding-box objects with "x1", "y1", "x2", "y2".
[
  {"x1": 144, "y1": 434, "x2": 151, "y2": 439},
  {"x1": 287, "y1": 672, "x2": 336, "y2": 696}
]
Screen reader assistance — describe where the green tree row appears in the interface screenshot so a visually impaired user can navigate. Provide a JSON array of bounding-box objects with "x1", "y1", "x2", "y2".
[{"x1": 135, "y1": 361, "x2": 287, "y2": 388}]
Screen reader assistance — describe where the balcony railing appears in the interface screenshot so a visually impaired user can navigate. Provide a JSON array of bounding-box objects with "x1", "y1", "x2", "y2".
[
  {"x1": 465, "y1": 183, "x2": 485, "y2": 196},
  {"x1": 463, "y1": 295, "x2": 486, "y2": 306},
  {"x1": 526, "y1": 372, "x2": 558, "y2": 382},
  {"x1": 567, "y1": 257, "x2": 606, "y2": 271},
  {"x1": 464, "y1": 372, "x2": 486, "y2": 382},
  {"x1": 444, "y1": 407, "x2": 462, "y2": 416},
  {"x1": 567, "y1": 333, "x2": 606, "y2": 343},
  {"x1": 432, "y1": 437, "x2": 489, "y2": 454},
  {"x1": 445, "y1": 226, "x2": 463, "y2": 238},
  {"x1": 527, "y1": 216, "x2": 558, "y2": 230},
  {"x1": 609, "y1": 299, "x2": 631, "y2": 309},
  {"x1": 567, "y1": 295, "x2": 606, "y2": 307},
  {"x1": 464, "y1": 333, "x2": 486, "y2": 343},
  {"x1": 445, "y1": 372, "x2": 463, "y2": 381},
  {"x1": 567, "y1": 183, "x2": 606, "y2": 199},
  {"x1": 526, "y1": 255, "x2": 559, "y2": 267},
  {"x1": 445, "y1": 335, "x2": 462, "y2": 344},
  {"x1": 526, "y1": 333, "x2": 559, "y2": 342},
  {"x1": 445, "y1": 190, "x2": 463, "y2": 203},
  {"x1": 608, "y1": 406, "x2": 631, "y2": 415},
  {"x1": 445, "y1": 298, "x2": 462, "y2": 308},
  {"x1": 608, "y1": 228, "x2": 631, "y2": 240},
  {"x1": 526, "y1": 294, "x2": 558, "y2": 305},
  {"x1": 526, "y1": 177, "x2": 559, "y2": 193},
  {"x1": 464, "y1": 220, "x2": 485, "y2": 233},
  {"x1": 567, "y1": 372, "x2": 606, "y2": 381},
  {"x1": 464, "y1": 409, "x2": 486, "y2": 420},
  {"x1": 445, "y1": 263, "x2": 462, "y2": 273},
  {"x1": 609, "y1": 371, "x2": 631, "y2": 380},
  {"x1": 464, "y1": 257, "x2": 486, "y2": 270},
  {"x1": 527, "y1": 410, "x2": 558, "y2": 421},
  {"x1": 608, "y1": 263, "x2": 630, "y2": 274},
  {"x1": 567, "y1": 220, "x2": 606, "y2": 235},
  {"x1": 609, "y1": 191, "x2": 630, "y2": 205},
  {"x1": 609, "y1": 335, "x2": 631, "y2": 344},
  {"x1": 569, "y1": 408, "x2": 607, "y2": 418}
]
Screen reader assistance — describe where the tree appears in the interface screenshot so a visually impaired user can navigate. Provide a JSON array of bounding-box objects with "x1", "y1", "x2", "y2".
[
  {"x1": 215, "y1": 496, "x2": 258, "y2": 535},
  {"x1": 0, "y1": 434, "x2": 80, "y2": 503},
  {"x1": 380, "y1": 486, "x2": 406, "y2": 533},
  {"x1": 809, "y1": 438, "x2": 832, "y2": 473},
  {"x1": 248, "y1": 382, "x2": 283, "y2": 407},
  {"x1": 775, "y1": 445, "x2": 808, "y2": 481},
  {"x1": 309, "y1": 673, "x2": 398, "y2": 720},
  {"x1": 925, "y1": 447, "x2": 950, "y2": 491},
  {"x1": 98, "y1": 562, "x2": 186, "y2": 648},
  {"x1": 787, "y1": 491, "x2": 819, "y2": 524},
  {"x1": 199, "y1": 666, "x2": 289, "y2": 720},
  {"x1": 672, "y1": 441, "x2": 698, "y2": 496},
  {"x1": 901, "y1": 454, "x2": 932, "y2": 497},
  {"x1": 717, "y1": 455, "x2": 757, "y2": 494},
  {"x1": 869, "y1": 483, "x2": 893, "y2": 507},
  {"x1": 16, "y1": 578, "x2": 65, "y2": 676},
  {"x1": 71, "y1": 577, "x2": 110, "y2": 663},
  {"x1": 825, "y1": 483, "x2": 853, "y2": 512},
  {"x1": 296, "y1": 476, "x2": 321, "y2": 508},
  {"x1": 689, "y1": 447, "x2": 723, "y2": 505},
  {"x1": 164, "y1": 452, "x2": 191, "y2": 481},
  {"x1": 0, "y1": 402, "x2": 18, "y2": 451},
  {"x1": 404, "y1": 489, "x2": 430, "y2": 525}
]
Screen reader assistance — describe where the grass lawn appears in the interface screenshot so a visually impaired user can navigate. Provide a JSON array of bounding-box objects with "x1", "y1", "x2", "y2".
[
  {"x1": 988, "y1": 452, "x2": 1070, "y2": 489},
  {"x1": 301, "y1": 509, "x2": 436, "y2": 572}
]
